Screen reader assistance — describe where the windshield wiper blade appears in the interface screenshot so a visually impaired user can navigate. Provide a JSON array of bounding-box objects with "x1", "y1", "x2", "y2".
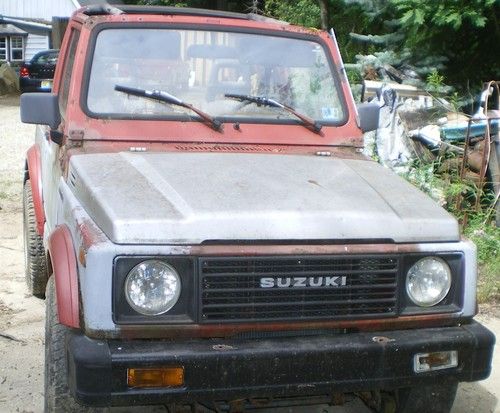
[
  {"x1": 115, "y1": 85, "x2": 223, "y2": 132},
  {"x1": 225, "y1": 93, "x2": 322, "y2": 134}
]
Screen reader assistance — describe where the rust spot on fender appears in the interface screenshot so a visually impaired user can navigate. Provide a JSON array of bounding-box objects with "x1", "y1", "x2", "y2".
[
  {"x1": 78, "y1": 246, "x2": 87, "y2": 267},
  {"x1": 69, "y1": 129, "x2": 85, "y2": 141}
]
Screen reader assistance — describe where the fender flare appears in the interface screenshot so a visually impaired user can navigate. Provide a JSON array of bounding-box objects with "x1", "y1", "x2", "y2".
[
  {"x1": 48, "y1": 225, "x2": 80, "y2": 328},
  {"x1": 25, "y1": 144, "x2": 45, "y2": 236}
]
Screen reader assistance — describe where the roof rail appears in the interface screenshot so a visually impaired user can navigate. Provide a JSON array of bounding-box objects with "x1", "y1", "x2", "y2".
[
  {"x1": 83, "y1": 4, "x2": 124, "y2": 16},
  {"x1": 83, "y1": 5, "x2": 248, "y2": 20},
  {"x1": 247, "y1": 13, "x2": 289, "y2": 25}
]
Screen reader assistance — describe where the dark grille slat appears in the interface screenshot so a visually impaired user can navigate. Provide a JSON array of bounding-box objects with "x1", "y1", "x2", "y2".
[
  {"x1": 202, "y1": 261, "x2": 398, "y2": 269},
  {"x1": 202, "y1": 284, "x2": 396, "y2": 298},
  {"x1": 202, "y1": 263, "x2": 397, "y2": 272},
  {"x1": 201, "y1": 283, "x2": 397, "y2": 293},
  {"x1": 203, "y1": 307, "x2": 395, "y2": 319},
  {"x1": 204, "y1": 303, "x2": 395, "y2": 311},
  {"x1": 202, "y1": 261, "x2": 397, "y2": 267},
  {"x1": 203, "y1": 293, "x2": 396, "y2": 304},
  {"x1": 202, "y1": 268, "x2": 396, "y2": 277},
  {"x1": 203, "y1": 297, "x2": 396, "y2": 309},
  {"x1": 204, "y1": 304, "x2": 395, "y2": 312},
  {"x1": 202, "y1": 274, "x2": 398, "y2": 281},
  {"x1": 199, "y1": 255, "x2": 399, "y2": 323},
  {"x1": 203, "y1": 308, "x2": 393, "y2": 316}
]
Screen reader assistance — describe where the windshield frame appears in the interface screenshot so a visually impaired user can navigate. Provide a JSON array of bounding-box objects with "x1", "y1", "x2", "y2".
[{"x1": 80, "y1": 23, "x2": 348, "y2": 128}]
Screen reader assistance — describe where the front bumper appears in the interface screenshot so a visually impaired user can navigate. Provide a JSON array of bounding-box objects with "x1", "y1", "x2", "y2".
[{"x1": 67, "y1": 321, "x2": 495, "y2": 407}]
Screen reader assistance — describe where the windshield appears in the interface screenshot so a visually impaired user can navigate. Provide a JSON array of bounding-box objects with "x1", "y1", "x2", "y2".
[{"x1": 87, "y1": 28, "x2": 345, "y2": 123}]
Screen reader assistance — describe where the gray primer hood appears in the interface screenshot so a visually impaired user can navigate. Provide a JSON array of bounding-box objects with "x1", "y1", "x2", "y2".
[{"x1": 68, "y1": 152, "x2": 459, "y2": 244}]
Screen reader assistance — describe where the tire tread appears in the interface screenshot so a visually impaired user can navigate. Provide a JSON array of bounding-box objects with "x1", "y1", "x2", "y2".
[
  {"x1": 44, "y1": 277, "x2": 106, "y2": 412},
  {"x1": 23, "y1": 180, "x2": 47, "y2": 298}
]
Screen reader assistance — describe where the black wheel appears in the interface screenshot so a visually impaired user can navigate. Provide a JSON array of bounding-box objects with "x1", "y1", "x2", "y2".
[
  {"x1": 395, "y1": 382, "x2": 458, "y2": 413},
  {"x1": 23, "y1": 180, "x2": 48, "y2": 298},
  {"x1": 44, "y1": 277, "x2": 107, "y2": 413}
]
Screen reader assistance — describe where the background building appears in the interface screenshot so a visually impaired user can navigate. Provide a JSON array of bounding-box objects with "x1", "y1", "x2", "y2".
[{"x1": 0, "y1": 0, "x2": 122, "y2": 63}]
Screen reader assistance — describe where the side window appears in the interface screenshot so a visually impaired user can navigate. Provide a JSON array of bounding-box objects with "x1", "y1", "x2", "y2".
[
  {"x1": 0, "y1": 37, "x2": 7, "y2": 60},
  {"x1": 10, "y1": 36, "x2": 24, "y2": 61},
  {"x1": 59, "y1": 29, "x2": 80, "y2": 119},
  {"x1": 33, "y1": 52, "x2": 59, "y2": 65}
]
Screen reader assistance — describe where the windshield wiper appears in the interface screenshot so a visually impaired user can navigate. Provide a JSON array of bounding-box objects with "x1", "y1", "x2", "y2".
[
  {"x1": 115, "y1": 85, "x2": 223, "y2": 132},
  {"x1": 224, "y1": 93, "x2": 322, "y2": 134}
]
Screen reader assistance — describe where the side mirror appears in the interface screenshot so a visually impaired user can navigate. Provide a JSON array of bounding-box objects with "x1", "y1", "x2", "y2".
[
  {"x1": 20, "y1": 93, "x2": 61, "y2": 130},
  {"x1": 357, "y1": 102, "x2": 380, "y2": 133}
]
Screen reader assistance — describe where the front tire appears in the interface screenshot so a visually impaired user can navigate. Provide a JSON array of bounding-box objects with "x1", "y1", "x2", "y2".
[
  {"x1": 44, "y1": 277, "x2": 106, "y2": 412},
  {"x1": 23, "y1": 180, "x2": 47, "y2": 298}
]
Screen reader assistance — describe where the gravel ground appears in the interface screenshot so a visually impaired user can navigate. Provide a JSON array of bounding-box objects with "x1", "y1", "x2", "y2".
[{"x1": 0, "y1": 94, "x2": 498, "y2": 413}]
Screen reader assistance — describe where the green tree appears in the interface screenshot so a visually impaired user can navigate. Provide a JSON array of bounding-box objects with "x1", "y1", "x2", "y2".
[
  {"x1": 348, "y1": 0, "x2": 500, "y2": 94},
  {"x1": 264, "y1": 0, "x2": 321, "y2": 28}
]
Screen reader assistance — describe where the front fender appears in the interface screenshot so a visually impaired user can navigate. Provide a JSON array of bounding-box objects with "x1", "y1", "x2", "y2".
[
  {"x1": 48, "y1": 225, "x2": 80, "y2": 328},
  {"x1": 25, "y1": 144, "x2": 45, "y2": 236}
]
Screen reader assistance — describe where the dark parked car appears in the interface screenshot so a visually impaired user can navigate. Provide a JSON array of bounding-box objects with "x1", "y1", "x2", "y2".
[{"x1": 19, "y1": 49, "x2": 59, "y2": 93}]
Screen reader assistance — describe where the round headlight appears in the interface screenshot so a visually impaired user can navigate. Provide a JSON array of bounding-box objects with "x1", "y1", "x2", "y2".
[
  {"x1": 406, "y1": 257, "x2": 451, "y2": 307},
  {"x1": 125, "y1": 260, "x2": 181, "y2": 316}
]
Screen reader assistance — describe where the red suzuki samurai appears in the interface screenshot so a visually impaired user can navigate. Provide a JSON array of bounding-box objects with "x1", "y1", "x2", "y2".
[{"x1": 20, "y1": 5, "x2": 494, "y2": 413}]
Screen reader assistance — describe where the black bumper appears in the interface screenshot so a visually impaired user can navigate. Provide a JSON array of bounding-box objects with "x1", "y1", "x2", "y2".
[
  {"x1": 67, "y1": 321, "x2": 495, "y2": 407},
  {"x1": 19, "y1": 77, "x2": 52, "y2": 93}
]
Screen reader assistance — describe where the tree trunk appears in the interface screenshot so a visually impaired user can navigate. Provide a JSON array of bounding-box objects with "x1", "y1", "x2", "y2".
[{"x1": 318, "y1": 0, "x2": 329, "y2": 30}]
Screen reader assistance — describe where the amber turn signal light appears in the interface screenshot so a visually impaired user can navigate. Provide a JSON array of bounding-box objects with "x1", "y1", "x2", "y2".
[{"x1": 127, "y1": 367, "x2": 184, "y2": 388}]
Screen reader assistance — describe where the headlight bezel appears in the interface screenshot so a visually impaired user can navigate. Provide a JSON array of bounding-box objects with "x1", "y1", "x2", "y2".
[
  {"x1": 400, "y1": 253, "x2": 464, "y2": 315},
  {"x1": 113, "y1": 256, "x2": 196, "y2": 324}
]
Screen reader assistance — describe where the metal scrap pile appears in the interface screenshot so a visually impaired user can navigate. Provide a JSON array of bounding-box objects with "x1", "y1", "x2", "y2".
[{"x1": 363, "y1": 80, "x2": 500, "y2": 226}]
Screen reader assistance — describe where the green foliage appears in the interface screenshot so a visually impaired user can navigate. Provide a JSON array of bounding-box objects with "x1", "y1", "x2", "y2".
[
  {"x1": 393, "y1": 0, "x2": 496, "y2": 30},
  {"x1": 264, "y1": 0, "x2": 321, "y2": 28},
  {"x1": 424, "y1": 69, "x2": 456, "y2": 97},
  {"x1": 400, "y1": 159, "x2": 448, "y2": 206},
  {"x1": 362, "y1": 0, "x2": 500, "y2": 93},
  {"x1": 426, "y1": 70, "x2": 445, "y2": 92},
  {"x1": 346, "y1": 66, "x2": 363, "y2": 84},
  {"x1": 465, "y1": 214, "x2": 500, "y2": 303},
  {"x1": 465, "y1": 215, "x2": 500, "y2": 261}
]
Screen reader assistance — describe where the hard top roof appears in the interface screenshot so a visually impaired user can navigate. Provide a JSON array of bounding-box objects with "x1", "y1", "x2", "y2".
[{"x1": 82, "y1": 5, "x2": 268, "y2": 22}]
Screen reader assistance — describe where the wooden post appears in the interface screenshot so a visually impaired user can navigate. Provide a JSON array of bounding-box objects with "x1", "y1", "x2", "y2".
[{"x1": 51, "y1": 17, "x2": 69, "y2": 49}]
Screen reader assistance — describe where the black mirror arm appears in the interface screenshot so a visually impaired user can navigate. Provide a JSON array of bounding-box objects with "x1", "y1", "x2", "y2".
[{"x1": 49, "y1": 130, "x2": 64, "y2": 146}]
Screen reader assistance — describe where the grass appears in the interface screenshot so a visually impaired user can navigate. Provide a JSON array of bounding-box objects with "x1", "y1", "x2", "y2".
[{"x1": 465, "y1": 216, "x2": 500, "y2": 303}]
